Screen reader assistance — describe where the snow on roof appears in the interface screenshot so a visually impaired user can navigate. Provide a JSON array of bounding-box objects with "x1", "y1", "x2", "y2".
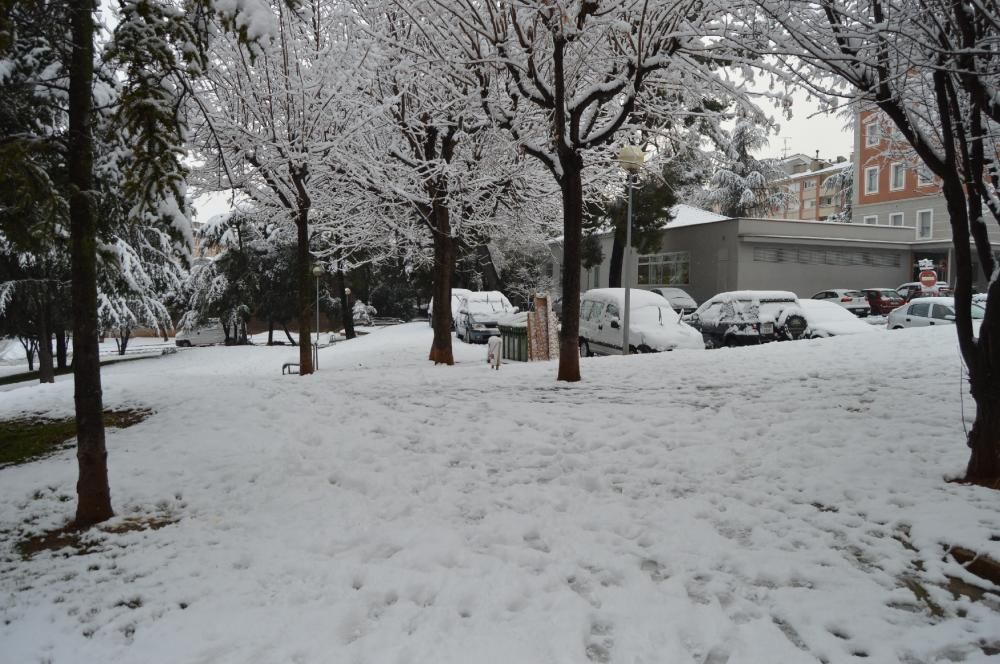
[
  {"x1": 709, "y1": 290, "x2": 800, "y2": 302},
  {"x1": 662, "y1": 204, "x2": 730, "y2": 229},
  {"x1": 582, "y1": 288, "x2": 672, "y2": 308}
]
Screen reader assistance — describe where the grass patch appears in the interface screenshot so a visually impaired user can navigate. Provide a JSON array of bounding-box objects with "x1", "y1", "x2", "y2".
[
  {"x1": 0, "y1": 408, "x2": 151, "y2": 467},
  {"x1": 16, "y1": 514, "x2": 178, "y2": 560}
]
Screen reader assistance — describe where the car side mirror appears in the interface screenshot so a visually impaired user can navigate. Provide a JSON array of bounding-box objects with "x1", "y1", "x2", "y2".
[
  {"x1": 945, "y1": 315, "x2": 956, "y2": 321},
  {"x1": 610, "y1": 320, "x2": 620, "y2": 329}
]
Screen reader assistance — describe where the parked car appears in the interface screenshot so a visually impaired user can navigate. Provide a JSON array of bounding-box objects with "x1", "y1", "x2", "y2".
[
  {"x1": 649, "y1": 287, "x2": 698, "y2": 315},
  {"x1": 896, "y1": 281, "x2": 951, "y2": 302},
  {"x1": 428, "y1": 288, "x2": 472, "y2": 328},
  {"x1": 578, "y1": 288, "x2": 703, "y2": 356},
  {"x1": 686, "y1": 291, "x2": 809, "y2": 348},
  {"x1": 810, "y1": 289, "x2": 870, "y2": 317},
  {"x1": 455, "y1": 291, "x2": 516, "y2": 343},
  {"x1": 887, "y1": 296, "x2": 985, "y2": 329},
  {"x1": 861, "y1": 288, "x2": 905, "y2": 315},
  {"x1": 175, "y1": 318, "x2": 226, "y2": 347},
  {"x1": 798, "y1": 299, "x2": 881, "y2": 338}
]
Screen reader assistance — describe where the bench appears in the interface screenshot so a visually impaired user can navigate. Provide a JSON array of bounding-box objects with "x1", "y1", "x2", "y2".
[{"x1": 282, "y1": 363, "x2": 300, "y2": 375}]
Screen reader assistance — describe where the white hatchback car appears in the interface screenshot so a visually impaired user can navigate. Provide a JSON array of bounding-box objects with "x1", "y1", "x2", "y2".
[
  {"x1": 578, "y1": 288, "x2": 703, "y2": 356},
  {"x1": 886, "y1": 297, "x2": 985, "y2": 329},
  {"x1": 810, "y1": 289, "x2": 871, "y2": 317}
]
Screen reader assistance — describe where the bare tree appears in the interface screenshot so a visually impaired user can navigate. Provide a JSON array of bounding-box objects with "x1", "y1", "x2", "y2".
[
  {"x1": 733, "y1": 0, "x2": 1000, "y2": 481},
  {"x1": 419, "y1": 0, "x2": 742, "y2": 381},
  {"x1": 190, "y1": 0, "x2": 364, "y2": 374}
]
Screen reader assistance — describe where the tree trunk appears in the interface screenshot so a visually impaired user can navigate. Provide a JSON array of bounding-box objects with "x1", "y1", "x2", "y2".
[
  {"x1": 428, "y1": 213, "x2": 456, "y2": 365},
  {"x1": 336, "y1": 269, "x2": 355, "y2": 340},
  {"x1": 556, "y1": 152, "x2": 584, "y2": 382},
  {"x1": 267, "y1": 318, "x2": 274, "y2": 345},
  {"x1": 116, "y1": 326, "x2": 131, "y2": 356},
  {"x1": 37, "y1": 304, "x2": 55, "y2": 383},
  {"x1": 476, "y1": 244, "x2": 501, "y2": 291},
  {"x1": 608, "y1": 236, "x2": 624, "y2": 288},
  {"x1": 69, "y1": 0, "x2": 112, "y2": 526},
  {"x1": 965, "y1": 277, "x2": 1000, "y2": 482},
  {"x1": 56, "y1": 328, "x2": 67, "y2": 369},
  {"x1": 21, "y1": 337, "x2": 37, "y2": 371},
  {"x1": 296, "y1": 214, "x2": 313, "y2": 375},
  {"x1": 283, "y1": 324, "x2": 297, "y2": 346}
]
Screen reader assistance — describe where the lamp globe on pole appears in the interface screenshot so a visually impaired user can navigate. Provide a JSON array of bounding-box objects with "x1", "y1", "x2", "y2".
[{"x1": 617, "y1": 145, "x2": 644, "y2": 356}]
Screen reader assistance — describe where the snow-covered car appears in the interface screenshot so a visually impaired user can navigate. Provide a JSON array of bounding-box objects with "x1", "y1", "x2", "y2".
[
  {"x1": 455, "y1": 291, "x2": 516, "y2": 343},
  {"x1": 972, "y1": 293, "x2": 988, "y2": 308},
  {"x1": 427, "y1": 288, "x2": 472, "y2": 329},
  {"x1": 886, "y1": 297, "x2": 984, "y2": 329},
  {"x1": 649, "y1": 287, "x2": 698, "y2": 315},
  {"x1": 175, "y1": 319, "x2": 226, "y2": 347},
  {"x1": 798, "y1": 299, "x2": 881, "y2": 338},
  {"x1": 896, "y1": 281, "x2": 951, "y2": 302},
  {"x1": 685, "y1": 291, "x2": 809, "y2": 348},
  {"x1": 810, "y1": 289, "x2": 871, "y2": 317},
  {"x1": 578, "y1": 288, "x2": 704, "y2": 356}
]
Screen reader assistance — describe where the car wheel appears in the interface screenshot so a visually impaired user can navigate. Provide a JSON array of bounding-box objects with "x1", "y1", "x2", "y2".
[
  {"x1": 703, "y1": 335, "x2": 719, "y2": 349},
  {"x1": 723, "y1": 336, "x2": 740, "y2": 348},
  {"x1": 637, "y1": 344, "x2": 654, "y2": 354},
  {"x1": 579, "y1": 340, "x2": 591, "y2": 358},
  {"x1": 892, "y1": 325, "x2": 903, "y2": 330}
]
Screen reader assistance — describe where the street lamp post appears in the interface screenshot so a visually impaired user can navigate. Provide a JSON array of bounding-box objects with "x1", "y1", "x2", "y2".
[
  {"x1": 618, "y1": 145, "x2": 644, "y2": 356},
  {"x1": 312, "y1": 264, "x2": 323, "y2": 371}
]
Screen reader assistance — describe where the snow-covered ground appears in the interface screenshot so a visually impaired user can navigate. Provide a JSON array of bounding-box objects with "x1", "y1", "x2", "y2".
[{"x1": 1, "y1": 324, "x2": 998, "y2": 663}]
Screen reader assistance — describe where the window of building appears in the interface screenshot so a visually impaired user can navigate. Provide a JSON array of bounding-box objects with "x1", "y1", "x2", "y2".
[
  {"x1": 917, "y1": 209, "x2": 933, "y2": 239},
  {"x1": 917, "y1": 165, "x2": 933, "y2": 186},
  {"x1": 637, "y1": 252, "x2": 690, "y2": 285},
  {"x1": 890, "y1": 163, "x2": 906, "y2": 190},
  {"x1": 865, "y1": 122, "x2": 880, "y2": 147},
  {"x1": 804, "y1": 179, "x2": 816, "y2": 189},
  {"x1": 863, "y1": 215, "x2": 878, "y2": 225},
  {"x1": 865, "y1": 166, "x2": 879, "y2": 194},
  {"x1": 889, "y1": 212, "x2": 904, "y2": 226},
  {"x1": 805, "y1": 200, "x2": 815, "y2": 208},
  {"x1": 788, "y1": 182, "x2": 800, "y2": 192}
]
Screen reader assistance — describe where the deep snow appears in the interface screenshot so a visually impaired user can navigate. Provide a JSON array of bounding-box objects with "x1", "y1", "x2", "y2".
[{"x1": 1, "y1": 324, "x2": 998, "y2": 663}]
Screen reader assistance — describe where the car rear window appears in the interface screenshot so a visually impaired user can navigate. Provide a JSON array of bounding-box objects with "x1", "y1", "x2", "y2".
[{"x1": 844, "y1": 291, "x2": 863, "y2": 297}]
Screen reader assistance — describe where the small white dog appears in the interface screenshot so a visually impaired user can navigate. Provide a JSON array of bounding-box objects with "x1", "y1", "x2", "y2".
[{"x1": 487, "y1": 335, "x2": 502, "y2": 370}]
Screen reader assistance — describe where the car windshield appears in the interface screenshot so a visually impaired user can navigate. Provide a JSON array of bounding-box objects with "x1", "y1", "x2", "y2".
[{"x1": 467, "y1": 300, "x2": 509, "y2": 315}]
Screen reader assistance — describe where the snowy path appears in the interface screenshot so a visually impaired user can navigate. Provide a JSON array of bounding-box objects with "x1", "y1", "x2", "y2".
[{"x1": 1, "y1": 324, "x2": 998, "y2": 663}]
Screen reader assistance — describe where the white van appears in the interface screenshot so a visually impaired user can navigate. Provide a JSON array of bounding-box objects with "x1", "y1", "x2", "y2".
[
  {"x1": 175, "y1": 318, "x2": 226, "y2": 347},
  {"x1": 578, "y1": 288, "x2": 703, "y2": 356}
]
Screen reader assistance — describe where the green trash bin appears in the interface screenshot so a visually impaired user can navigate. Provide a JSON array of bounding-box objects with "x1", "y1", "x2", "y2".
[{"x1": 497, "y1": 312, "x2": 529, "y2": 362}]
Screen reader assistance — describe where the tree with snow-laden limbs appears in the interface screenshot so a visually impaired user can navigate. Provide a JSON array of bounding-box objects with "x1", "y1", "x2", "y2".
[
  {"x1": 189, "y1": 0, "x2": 369, "y2": 375},
  {"x1": 344, "y1": 5, "x2": 553, "y2": 365},
  {"x1": 724, "y1": 0, "x2": 1000, "y2": 480},
  {"x1": 2, "y1": 0, "x2": 281, "y2": 525},
  {"x1": 410, "y1": 0, "x2": 747, "y2": 381},
  {"x1": 702, "y1": 117, "x2": 792, "y2": 218}
]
